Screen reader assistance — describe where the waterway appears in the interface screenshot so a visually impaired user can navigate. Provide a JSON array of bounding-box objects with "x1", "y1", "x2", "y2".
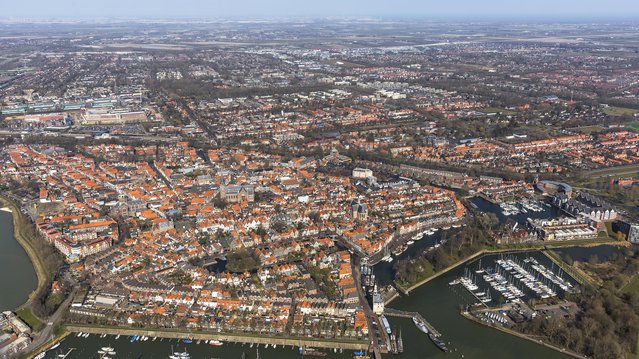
[
  {"x1": 382, "y1": 251, "x2": 576, "y2": 359},
  {"x1": 45, "y1": 251, "x2": 576, "y2": 359},
  {"x1": 0, "y1": 209, "x2": 37, "y2": 311},
  {"x1": 470, "y1": 197, "x2": 561, "y2": 225},
  {"x1": 31, "y1": 194, "x2": 628, "y2": 359},
  {"x1": 43, "y1": 335, "x2": 351, "y2": 359}
]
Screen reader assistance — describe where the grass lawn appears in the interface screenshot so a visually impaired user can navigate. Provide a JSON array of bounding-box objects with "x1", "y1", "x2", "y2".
[
  {"x1": 588, "y1": 164, "x2": 639, "y2": 178},
  {"x1": 16, "y1": 307, "x2": 42, "y2": 331},
  {"x1": 621, "y1": 275, "x2": 639, "y2": 294},
  {"x1": 53, "y1": 324, "x2": 67, "y2": 337},
  {"x1": 628, "y1": 121, "x2": 639, "y2": 132},
  {"x1": 569, "y1": 125, "x2": 605, "y2": 134},
  {"x1": 603, "y1": 106, "x2": 639, "y2": 117},
  {"x1": 395, "y1": 261, "x2": 434, "y2": 288},
  {"x1": 482, "y1": 107, "x2": 516, "y2": 115}
]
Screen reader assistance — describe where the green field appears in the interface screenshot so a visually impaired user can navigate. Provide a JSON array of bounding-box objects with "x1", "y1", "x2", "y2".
[
  {"x1": 16, "y1": 307, "x2": 43, "y2": 331},
  {"x1": 628, "y1": 121, "x2": 639, "y2": 132},
  {"x1": 482, "y1": 107, "x2": 517, "y2": 115},
  {"x1": 603, "y1": 106, "x2": 639, "y2": 117},
  {"x1": 568, "y1": 125, "x2": 605, "y2": 134},
  {"x1": 588, "y1": 164, "x2": 639, "y2": 178},
  {"x1": 621, "y1": 275, "x2": 639, "y2": 294}
]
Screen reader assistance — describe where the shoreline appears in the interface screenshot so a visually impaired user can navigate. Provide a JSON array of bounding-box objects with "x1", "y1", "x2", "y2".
[
  {"x1": 460, "y1": 311, "x2": 583, "y2": 359},
  {"x1": 62, "y1": 324, "x2": 369, "y2": 350},
  {"x1": 0, "y1": 195, "x2": 47, "y2": 311},
  {"x1": 23, "y1": 330, "x2": 72, "y2": 359}
]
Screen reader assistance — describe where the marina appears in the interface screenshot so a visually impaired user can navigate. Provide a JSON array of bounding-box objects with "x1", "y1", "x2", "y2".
[
  {"x1": 470, "y1": 197, "x2": 561, "y2": 226},
  {"x1": 498, "y1": 200, "x2": 545, "y2": 217},
  {"x1": 41, "y1": 334, "x2": 357, "y2": 359},
  {"x1": 450, "y1": 253, "x2": 577, "y2": 307},
  {"x1": 32, "y1": 244, "x2": 619, "y2": 359}
]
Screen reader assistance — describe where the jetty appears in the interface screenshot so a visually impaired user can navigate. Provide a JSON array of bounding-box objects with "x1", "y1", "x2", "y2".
[{"x1": 383, "y1": 308, "x2": 441, "y2": 337}]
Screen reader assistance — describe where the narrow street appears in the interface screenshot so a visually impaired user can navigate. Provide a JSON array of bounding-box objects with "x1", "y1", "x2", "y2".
[{"x1": 352, "y1": 256, "x2": 383, "y2": 359}]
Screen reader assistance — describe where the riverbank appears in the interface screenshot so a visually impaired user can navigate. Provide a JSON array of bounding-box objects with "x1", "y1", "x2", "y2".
[
  {"x1": 543, "y1": 250, "x2": 593, "y2": 286},
  {"x1": 62, "y1": 325, "x2": 369, "y2": 351},
  {"x1": 0, "y1": 195, "x2": 47, "y2": 311},
  {"x1": 460, "y1": 311, "x2": 583, "y2": 359},
  {"x1": 394, "y1": 238, "x2": 627, "y2": 295}
]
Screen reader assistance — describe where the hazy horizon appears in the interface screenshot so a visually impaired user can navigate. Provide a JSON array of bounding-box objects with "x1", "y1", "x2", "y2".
[{"x1": 2, "y1": 0, "x2": 639, "y2": 20}]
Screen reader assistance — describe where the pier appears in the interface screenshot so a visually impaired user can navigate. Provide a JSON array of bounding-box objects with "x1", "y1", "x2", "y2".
[{"x1": 383, "y1": 308, "x2": 441, "y2": 337}]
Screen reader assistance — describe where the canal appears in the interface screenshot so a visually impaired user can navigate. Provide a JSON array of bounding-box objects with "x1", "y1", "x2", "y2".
[
  {"x1": 0, "y1": 209, "x2": 37, "y2": 311},
  {"x1": 44, "y1": 335, "x2": 351, "y2": 359}
]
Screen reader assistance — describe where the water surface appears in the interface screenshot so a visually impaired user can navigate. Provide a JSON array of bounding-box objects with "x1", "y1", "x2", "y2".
[{"x1": 0, "y1": 210, "x2": 37, "y2": 311}]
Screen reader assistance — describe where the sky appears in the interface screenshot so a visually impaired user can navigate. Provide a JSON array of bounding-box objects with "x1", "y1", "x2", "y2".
[{"x1": 1, "y1": 0, "x2": 639, "y2": 19}]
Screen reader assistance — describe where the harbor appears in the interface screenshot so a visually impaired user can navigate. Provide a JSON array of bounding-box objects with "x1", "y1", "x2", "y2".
[
  {"x1": 40, "y1": 332, "x2": 360, "y2": 359},
  {"x1": 34, "y1": 246, "x2": 626, "y2": 359},
  {"x1": 449, "y1": 254, "x2": 576, "y2": 307}
]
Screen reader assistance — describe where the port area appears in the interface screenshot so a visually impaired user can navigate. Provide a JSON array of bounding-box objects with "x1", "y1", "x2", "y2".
[{"x1": 61, "y1": 325, "x2": 368, "y2": 351}]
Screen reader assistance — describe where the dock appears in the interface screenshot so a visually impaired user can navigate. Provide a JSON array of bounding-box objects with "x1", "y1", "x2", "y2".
[{"x1": 383, "y1": 308, "x2": 441, "y2": 337}]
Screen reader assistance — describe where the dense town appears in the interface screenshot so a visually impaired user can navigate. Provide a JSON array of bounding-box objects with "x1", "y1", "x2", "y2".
[{"x1": 1, "y1": 17, "x2": 639, "y2": 359}]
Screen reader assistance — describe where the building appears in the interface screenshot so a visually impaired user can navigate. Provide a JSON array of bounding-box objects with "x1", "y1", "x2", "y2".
[
  {"x1": 372, "y1": 286, "x2": 384, "y2": 315},
  {"x1": 527, "y1": 217, "x2": 598, "y2": 241},
  {"x1": 536, "y1": 180, "x2": 573, "y2": 197},
  {"x1": 552, "y1": 192, "x2": 617, "y2": 221},
  {"x1": 613, "y1": 220, "x2": 639, "y2": 243},
  {"x1": 220, "y1": 185, "x2": 255, "y2": 203},
  {"x1": 352, "y1": 167, "x2": 373, "y2": 179},
  {"x1": 351, "y1": 200, "x2": 368, "y2": 221}
]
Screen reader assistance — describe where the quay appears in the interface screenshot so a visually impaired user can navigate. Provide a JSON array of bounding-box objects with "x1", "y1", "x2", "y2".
[
  {"x1": 383, "y1": 308, "x2": 441, "y2": 337},
  {"x1": 64, "y1": 325, "x2": 368, "y2": 351}
]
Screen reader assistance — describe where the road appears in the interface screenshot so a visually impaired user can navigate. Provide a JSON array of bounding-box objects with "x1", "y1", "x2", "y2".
[
  {"x1": 352, "y1": 256, "x2": 383, "y2": 359},
  {"x1": 21, "y1": 286, "x2": 77, "y2": 357}
]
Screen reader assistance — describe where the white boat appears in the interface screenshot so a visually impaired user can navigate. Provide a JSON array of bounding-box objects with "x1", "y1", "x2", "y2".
[
  {"x1": 209, "y1": 340, "x2": 223, "y2": 346},
  {"x1": 412, "y1": 316, "x2": 429, "y2": 334},
  {"x1": 169, "y1": 352, "x2": 191, "y2": 359}
]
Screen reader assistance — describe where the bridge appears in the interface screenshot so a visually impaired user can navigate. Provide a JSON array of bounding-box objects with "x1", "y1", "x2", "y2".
[{"x1": 383, "y1": 308, "x2": 441, "y2": 337}]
